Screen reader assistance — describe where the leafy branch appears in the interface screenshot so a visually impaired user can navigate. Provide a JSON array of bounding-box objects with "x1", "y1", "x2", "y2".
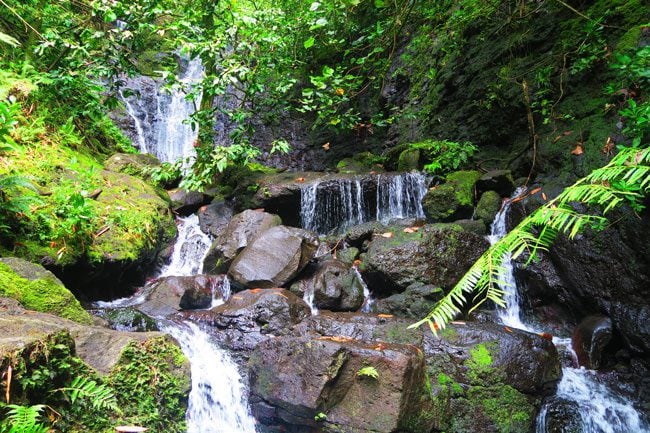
[{"x1": 410, "y1": 146, "x2": 650, "y2": 334}]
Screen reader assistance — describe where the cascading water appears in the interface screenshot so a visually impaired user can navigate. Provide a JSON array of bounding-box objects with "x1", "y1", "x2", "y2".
[
  {"x1": 119, "y1": 57, "x2": 203, "y2": 163},
  {"x1": 489, "y1": 189, "x2": 649, "y2": 433},
  {"x1": 353, "y1": 266, "x2": 374, "y2": 313},
  {"x1": 376, "y1": 172, "x2": 428, "y2": 223},
  {"x1": 159, "y1": 214, "x2": 212, "y2": 277},
  {"x1": 300, "y1": 172, "x2": 429, "y2": 234},
  {"x1": 164, "y1": 322, "x2": 258, "y2": 433}
]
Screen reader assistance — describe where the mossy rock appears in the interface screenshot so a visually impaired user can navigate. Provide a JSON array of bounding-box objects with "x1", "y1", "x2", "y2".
[
  {"x1": 104, "y1": 152, "x2": 162, "y2": 182},
  {"x1": 475, "y1": 190, "x2": 502, "y2": 225},
  {"x1": 336, "y1": 151, "x2": 386, "y2": 174},
  {"x1": 0, "y1": 259, "x2": 92, "y2": 324},
  {"x1": 422, "y1": 170, "x2": 481, "y2": 221},
  {"x1": 397, "y1": 147, "x2": 421, "y2": 171}
]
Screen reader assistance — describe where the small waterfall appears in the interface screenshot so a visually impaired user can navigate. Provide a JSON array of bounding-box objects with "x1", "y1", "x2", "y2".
[
  {"x1": 489, "y1": 188, "x2": 649, "y2": 433},
  {"x1": 376, "y1": 172, "x2": 428, "y2": 223},
  {"x1": 353, "y1": 267, "x2": 374, "y2": 313},
  {"x1": 160, "y1": 214, "x2": 212, "y2": 277},
  {"x1": 303, "y1": 285, "x2": 318, "y2": 315},
  {"x1": 300, "y1": 172, "x2": 429, "y2": 234},
  {"x1": 164, "y1": 322, "x2": 258, "y2": 433},
  {"x1": 119, "y1": 57, "x2": 203, "y2": 163}
]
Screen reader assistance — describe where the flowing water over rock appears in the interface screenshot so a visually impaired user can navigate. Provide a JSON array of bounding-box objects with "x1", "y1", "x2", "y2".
[
  {"x1": 489, "y1": 189, "x2": 649, "y2": 433},
  {"x1": 159, "y1": 214, "x2": 212, "y2": 278},
  {"x1": 119, "y1": 57, "x2": 203, "y2": 163},
  {"x1": 300, "y1": 172, "x2": 428, "y2": 234},
  {"x1": 164, "y1": 322, "x2": 258, "y2": 433}
]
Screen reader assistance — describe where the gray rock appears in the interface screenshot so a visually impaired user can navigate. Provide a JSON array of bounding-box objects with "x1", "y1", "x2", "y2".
[
  {"x1": 290, "y1": 259, "x2": 364, "y2": 311},
  {"x1": 168, "y1": 188, "x2": 210, "y2": 215},
  {"x1": 374, "y1": 285, "x2": 444, "y2": 319},
  {"x1": 137, "y1": 274, "x2": 226, "y2": 317},
  {"x1": 197, "y1": 199, "x2": 234, "y2": 237},
  {"x1": 203, "y1": 209, "x2": 281, "y2": 275},
  {"x1": 229, "y1": 225, "x2": 319, "y2": 289},
  {"x1": 476, "y1": 169, "x2": 514, "y2": 196}
]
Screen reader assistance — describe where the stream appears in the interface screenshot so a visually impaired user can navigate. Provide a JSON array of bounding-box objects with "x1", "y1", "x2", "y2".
[{"x1": 490, "y1": 191, "x2": 649, "y2": 433}]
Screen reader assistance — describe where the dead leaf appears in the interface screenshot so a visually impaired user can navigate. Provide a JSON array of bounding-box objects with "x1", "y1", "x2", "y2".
[
  {"x1": 403, "y1": 226, "x2": 420, "y2": 233},
  {"x1": 504, "y1": 326, "x2": 513, "y2": 333},
  {"x1": 353, "y1": 259, "x2": 362, "y2": 268},
  {"x1": 571, "y1": 144, "x2": 584, "y2": 156},
  {"x1": 250, "y1": 288, "x2": 263, "y2": 293},
  {"x1": 377, "y1": 314, "x2": 394, "y2": 318},
  {"x1": 529, "y1": 187, "x2": 542, "y2": 196},
  {"x1": 322, "y1": 142, "x2": 330, "y2": 151},
  {"x1": 552, "y1": 135, "x2": 563, "y2": 144},
  {"x1": 295, "y1": 177, "x2": 305, "y2": 182},
  {"x1": 449, "y1": 321, "x2": 466, "y2": 325},
  {"x1": 563, "y1": 130, "x2": 573, "y2": 136},
  {"x1": 335, "y1": 88, "x2": 345, "y2": 96},
  {"x1": 319, "y1": 336, "x2": 354, "y2": 343},
  {"x1": 380, "y1": 232, "x2": 393, "y2": 238},
  {"x1": 541, "y1": 192, "x2": 547, "y2": 201},
  {"x1": 601, "y1": 136, "x2": 615, "y2": 156},
  {"x1": 540, "y1": 332, "x2": 553, "y2": 341},
  {"x1": 373, "y1": 343, "x2": 387, "y2": 351}
]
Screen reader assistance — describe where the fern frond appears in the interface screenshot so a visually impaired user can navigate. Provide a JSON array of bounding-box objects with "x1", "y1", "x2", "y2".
[
  {"x1": 55, "y1": 376, "x2": 119, "y2": 412},
  {"x1": 413, "y1": 146, "x2": 650, "y2": 333},
  {"x1": 3, "y1": 404, "x2": 48, "y2": 433}
]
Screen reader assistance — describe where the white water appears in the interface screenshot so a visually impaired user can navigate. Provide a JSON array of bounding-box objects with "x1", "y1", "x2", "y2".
[
  {"x1": 159, "y1": 214, "x2": 212, "y2": 277},
  {"x1": 376, "y1": 172, "x2": 428, "y2": 223},
  {"x1": 164, "y1": 322, "x2": 258, "y2": 433},
  {"x1": 300, "y1": 172, "x2": 429, "y2": 234},
  {"x1": 353, "y1": 267, "x2": 374, "y2": 313},
  {"x1": 488, "y1": 188, "x2": 649, "y2": 433},
  {"x1": 119, "y1": 57, "x2": 203, "y2": 163}
]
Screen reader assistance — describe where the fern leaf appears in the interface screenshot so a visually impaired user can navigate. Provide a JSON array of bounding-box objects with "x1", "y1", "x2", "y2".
[{"x1": 413, "y1": 145, "x2": 650, "y2": 333}]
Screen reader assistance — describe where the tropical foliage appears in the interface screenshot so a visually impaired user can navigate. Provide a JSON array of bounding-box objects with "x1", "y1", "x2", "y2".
[{"x1": 410, "y1": 146, "x2": 650, "y2": 334}]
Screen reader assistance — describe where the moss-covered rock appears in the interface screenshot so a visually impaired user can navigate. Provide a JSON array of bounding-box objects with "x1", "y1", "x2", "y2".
[
  {"x1": 104, "y1": 152, "x2": 162, "y2": 182},
  {"x1": 0, "y1": 259, "x2": 92, "y2": 324},
  {"x1": 336, "y1": 151, "x2": 386, "y2": 174},
  {"x1": 475, "y1": 190, "x2": 502, "y2": 226},
  {"x1": 397, "y1": 147, "x2": 421, "y2": 171},
  {"x1": 422, "y1": 170, "x2": 481, "y2": 221}
]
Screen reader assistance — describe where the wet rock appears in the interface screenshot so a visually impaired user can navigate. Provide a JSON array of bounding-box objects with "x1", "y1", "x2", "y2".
[
  {"x1": 168, "y1": 188, "x2": 210, "y2": 215},
  {"x1": 203, "y1": 209, "x2": 281, "y2": 275},
  {"x1": 572, "y1": 315, "x2": 613, "y2": 369},
  {"x1": 184, "y1": 288, "x2": 310, "y2": 353},
  {"x1": 361, "y1": 223, "x2": 489, "y2": 294},
  {"x1": 452, "y1": 218, "x2": 487, "y2": 235},
  {"x1": 229, "y1": 226, "x2": 319, "y2": 289},
  {"x1": 197, "y1": 199, "x2": 234, "y2": 237},
  {"x1": 336, "y1": 151, "x2": 386, "y2": 174},
  {"x1": 94, "y1": 307, "x2": 159, "y2": 332},
  {"x1": 422, "y1": 170, "x2": 481, "y2": 221},
  {"x1": 336, "y1": 247, "x2": 359, "y2": 265},
  {"x1": 289, "y1": 259, "x2": 364, "y2": 312},
  {"x1": 536, "y1": 399, "x2": 582, "y2": 433},
  {"x1": 397, "y1": 147, "x2": 420, "y2": 171},
  {"x1": 137, "y1": 274, "x2": 224, "y2": 317},
  {"x1": 475, "y1": 190, "x2": 502, "y2": 226},
  {"x1": 476, "y1": 169, "x2": 514, "y2": 196},
  {"x1": 248, "y1": 336, "x2": 430, "y2": 433},
  {"x1": 374, "y1": 284, "x2": 444, "y2": 319}
]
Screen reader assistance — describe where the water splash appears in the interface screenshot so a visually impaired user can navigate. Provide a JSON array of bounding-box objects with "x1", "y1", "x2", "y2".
[
  {"x1": 303, "y1": 284, "x2": 318, "y2": 316},
  {"x1": 160, "y1": 214, "x2": 212, "y2": 278},
  {"x1": 164, "y1": 322, "x2": 258, "y2": 433},
  {"x1": 488, "y1": 188, "x2": 649, "y2": 433}
]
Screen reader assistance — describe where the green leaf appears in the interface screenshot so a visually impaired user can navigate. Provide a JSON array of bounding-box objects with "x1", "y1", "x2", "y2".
[{"x1": 304, "y1": 36, "x2": 315, "y2": 49}]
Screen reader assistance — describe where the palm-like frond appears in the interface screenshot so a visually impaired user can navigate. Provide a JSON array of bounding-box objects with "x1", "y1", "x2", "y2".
[
  {"x1": 56, "y1": 376, "x2": 119, "y2": 412},
  {"x1": 3, "y1": 404, "x2": 48, "y2": 433},
  {"x1": 411, "y1": 146, "x2": 650, "y2": 334}
]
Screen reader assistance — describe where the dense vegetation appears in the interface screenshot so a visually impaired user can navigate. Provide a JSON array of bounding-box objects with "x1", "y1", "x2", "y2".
[{"x1": 1, "y1": 0, "x2": 648, "y2": 430}]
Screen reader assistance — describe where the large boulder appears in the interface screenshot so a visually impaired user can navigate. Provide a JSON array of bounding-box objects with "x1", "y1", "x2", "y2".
[
  {"x1": 202, "y1": 209, "x2": 281, "y2": 275},
  {"x1": 290, "y1": 259, "x2": 365, "y2": 311},
  {"x1": 104, "y1": 152, "x2": 164, "y2": 185},
  {"x1": 168, "y1": 188, "x2": 210, "y2": 215},
  {"x1": 137, "y1": 274, "x2": 226, "y2": 318},
  {"x1": 228, "y1": 225, "x2": 319, "y2": 289},
  {"x1": 374, "y1": 284, "x2": 444, "y2": 319},
  {"x1": 475, "y1": 190, "x2": 502, "y2": 227},
  {"x1": 184, "y1": 288, "x2": 311, "y2": 353},
  {"x1": 422, "y1": 170, "x2": 481, "y2": 221},
  {"x1": 248, "y1": 336, "x2": 431, "y2": 433},
  {"x1": 197, "y1": 199, "x2": 234, "y2": 237},
  {"x1": 361, "y1": 223, "x2": 490, "y2": 295},
  {"x1": 0, "y1": 258, "x2": 92, "y2": 324}
]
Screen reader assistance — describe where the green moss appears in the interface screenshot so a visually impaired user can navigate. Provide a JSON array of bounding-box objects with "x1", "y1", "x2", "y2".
[
  {"x1": 108, "y1": 337, "x2": 190, "y2": 432},
  {"x1": 469, "y1": 343, "x2": 493, "y2": 368},
  {"x1": 446, "y1": 170, "x2": 481, "y2": 207},
  {"x1": 465, "y1": 385, "x2": 534, "y2": 433},
  {"x1": 0, "y1": 262, "x2": 92, "y2": 323}
]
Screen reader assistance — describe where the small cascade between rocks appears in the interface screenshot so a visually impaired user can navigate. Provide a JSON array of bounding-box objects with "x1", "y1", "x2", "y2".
[
  {"x1": 118, "y1": 57, "x2": 203, "y2": 163},
  {"x1": 489, "y1": 189, "x2": 649, "y2": 433},
  {"x1": 353, "y1": 266, "x2": 374, "y2": 313},
  {"x1": 159, "y1": 214, "x2": 212, "y2": 278},
  {"x1": 300, "y1": 172, "x2": 428, "y2": 234}
]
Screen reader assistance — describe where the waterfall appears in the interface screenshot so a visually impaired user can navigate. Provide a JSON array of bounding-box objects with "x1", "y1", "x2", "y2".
[
  {"x1": 119, "y1": 57, "x2": 203, "y2": 163},
  {"x1": 159, "y1": 214, "x2": 212, "y2": 278},
  {"x1": 489, "y1": 188, "x2": 649, "y2": 433},
  {"x1": 353, "y1": 267, "x2": 374, "y2": 313},
  {"x1": 376, "y1": 172, "x2": 428, "y2": 223},
  {"x1": 164, "y1": 322, "x2": 258, "y2": 433},
  {"x1": 300, "y1": 172, "x2": 429, "y2": 234}
]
